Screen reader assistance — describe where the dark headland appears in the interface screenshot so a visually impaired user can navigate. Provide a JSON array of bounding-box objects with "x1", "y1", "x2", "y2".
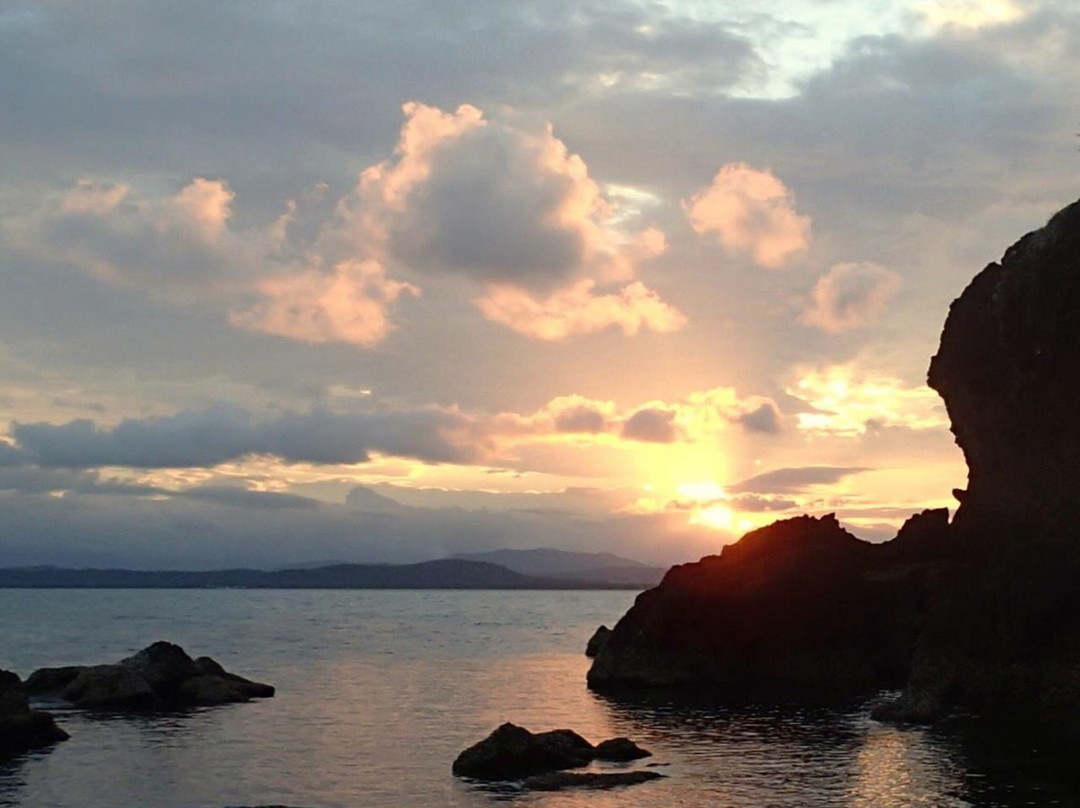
[
  {"x1": 589, "y1": 198, "x2": 1080, "y2": 727},
  {"x1": 0, "y1": 557, "x2": 658, "y2": 590}
]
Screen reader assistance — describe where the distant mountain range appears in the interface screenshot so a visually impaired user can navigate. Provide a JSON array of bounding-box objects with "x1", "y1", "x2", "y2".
[
  {"x1": 452, "y1": 548, "x2": 665, "y2": 587},
  {"x1": 0, "y1": 555, "x2": 663, "y2": 590}
]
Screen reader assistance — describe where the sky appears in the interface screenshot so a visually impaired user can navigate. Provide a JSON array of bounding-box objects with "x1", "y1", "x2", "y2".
[{"x1": 0, "y1": 0, "x2": 1076, "y2": 569}]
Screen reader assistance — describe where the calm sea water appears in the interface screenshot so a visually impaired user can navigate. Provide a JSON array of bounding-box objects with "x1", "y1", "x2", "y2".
[{"x1": 0, "y1": 589, "x2": 1076, "y2": 808}]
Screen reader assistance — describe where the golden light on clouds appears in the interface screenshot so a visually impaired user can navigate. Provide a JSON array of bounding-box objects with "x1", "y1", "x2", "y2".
[
  {"x1": 917, "y1": 0, "x2": 1024, "y2": 30},
  {"x1": 791, "y1": 363, "x2": 948, "y2": 436}
]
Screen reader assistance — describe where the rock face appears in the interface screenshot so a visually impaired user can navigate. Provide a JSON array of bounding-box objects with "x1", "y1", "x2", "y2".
[
  {"x1": 588, "y1": 514, "x2": 936, "y2": 694},
  {"x1": 929, "y1": 198, "x2": 1080, "y2": 538},
  {"x1": 26, "y1": 642, "x2": 274, "y2": 710},
  {"x1": 0, "y1": 669, "x2": 69, "y2": 760},
  {"x1": 452, "y1": 723, "x2": 652, "y2": 781},
  {"x1": 588, "y1": 199, "x2": 1080, "y2": 726},
  {"x1": 585, "y1": 625, "x2": 611, "y2": 658}
]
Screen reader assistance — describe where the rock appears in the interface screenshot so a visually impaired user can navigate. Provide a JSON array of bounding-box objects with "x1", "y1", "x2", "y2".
[
  {"x1": 585, "y1": 625, "x2": 611, "y2": 658},
  {"x1": 26, "y1": 642, "x2": 274, "y2": 710},
  {"x1": 929, "y1": 198, "x2": 1080, "y2": 539},
  {"x1": 595, "y1": 737, "x2": 651, "y2": 761},
  {"x1": 881, "y1": 508, "x2": 952, "y2": 562},
  {"x1": 24, "y1": 666, "x2": 83, "y2": 695},
  {"x1": 521, "y1": 771, "x2": 664, "y2": 791},
  {"x1": 60, "y1": 665, "x2": 161, "y2": 710},
  {"x1": 0, "y1": 669, "x2": 69, "y2": 760},
  {"x1": 179, "y1": 674, "x2": 275, "y2": 705},
  {"x1": 588, "y1": 514, "x2": 925, "y2": 694},
  {"x1": 119, "y1": 641, "x2": 199, "y2": 693},
  {"x1": 452, "y1": 723, "x2": 596, "y2": 780}
]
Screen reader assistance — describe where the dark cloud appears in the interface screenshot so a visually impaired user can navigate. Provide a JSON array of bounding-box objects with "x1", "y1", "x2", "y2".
[
  {"x1": 620, "y1": 407, "x2": 678, "y2": 443},
  {"x1": 177, "y1": 486, "x2": 321, "y2": 510},
  {"x1": 737, "y1": 401, "x2": 782, "y2": 434},
  {"x1": 0, "y1": 465, "x2": 161, "y2": 496},
  {"x1": 552, "y1": 405, "x2": 608, "y2": 434},
  {"x1": 727, "y1": 493, "x2": 799, "y2": 512},
  {"x1": 10, "y1": 405, "x2": 476, "y2": 469},
  {"x1": 0, "y1": 484, "x2": 724, "y2": 569},
  {"x1": 800, "y1": 262, "x2": 902, "y2": 333},
  {"x1": 384, "y1": 116, "x2": 589, "y2": 290},
  {"x1": 730, "y1": 466, "x2": 870, "y2": 495}
]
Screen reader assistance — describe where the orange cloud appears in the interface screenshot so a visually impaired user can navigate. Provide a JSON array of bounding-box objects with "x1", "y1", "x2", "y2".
[
  {"x1": 685, "y1": 163, "x2": 811, "y2": 268},
  {"x1": 230, "y1": 259, "x2": 419, "y2": 346},
  {"x1": 800, "y1": 262, "x2": 902, "y2": 333},
  {"x1": 475, "y1": 279, "x2": 686, "y2": 340}
]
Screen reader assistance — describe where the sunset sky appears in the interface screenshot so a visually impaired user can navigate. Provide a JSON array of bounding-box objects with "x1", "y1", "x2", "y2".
[{"x1": 0, "y1": 0, "x2": 1076, "y2": 568}]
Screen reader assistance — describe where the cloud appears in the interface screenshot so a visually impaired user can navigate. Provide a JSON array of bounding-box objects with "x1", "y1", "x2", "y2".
[
  {"x1": 229, "y1": 259, "x2": 419, "y2": 346},
  {"x1": 5, "y1": 179, "x2": 418, "y2": 348},
  {"x1": 800, "y1": 262, "x2": 902, "y2": 333},
  {"x1": 727, "y1": 494, "x2": 800, "y2": 512},
  {"x1": 475, "y1": 279, "x2": 686, "y2": 340},
  {"x1": 0, "y1": 465, "x2": 162, "y2": 496},
  {"x1": 0, "y1": 483, "x2": 724, "y2": 569},
  {"x1": 348, "y1": 102, "x2": 685, "y2": 338},
  {"x1": 10, "y1": 405, "x2": 478, "y2": 469},
  {"x1": 729, "y1": 466, "x2": 870, "y2": 494},
  {"x1": 621, "y1": 407, "x2": 680, "y2": 443},
  {"x1": 6, "y1": 178, "x2": 249, "y2": 299},
  {"x1": 790, "y1": 363, "x2": 948, "y2": 436},
  {"x1": 684, "y1": 163, "x2": 812, "y2": 268},
  {"x1": 917, "y1": 0, "x2": 1024, "y2": 31},
  {"x1": 737, "y1": 401, "x2": 782, "y2": 434}
]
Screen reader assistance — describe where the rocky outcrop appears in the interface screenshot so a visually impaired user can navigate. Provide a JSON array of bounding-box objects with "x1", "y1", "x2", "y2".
[
  {"x1": 588, "y1": 198, "x2": 1080, "y2": 727},
  {"x1": 26, "y1": 641, "x2": 274, "y2": 710},
  {"x1": 0, "y1": 670, "x2": 69, "y2": 760},
  {"x1": 929, "y1": 198, "x2": 1080, "y2": 539},
  {"x1": 588, "y1": 514, "x2": 934, "y2": 695},
  {"x1": 452, "y1": 723, "x2": 652, "y2": 781},
  {"x1": 585, "y1": 625, "x2": 611, "y2": 658}
]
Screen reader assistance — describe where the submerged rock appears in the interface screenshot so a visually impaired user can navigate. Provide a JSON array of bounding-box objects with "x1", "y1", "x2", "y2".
[
  {"x1": 0, "y1": 669, "x2": 69, "y2": 760},
  {"x1": 26, "y1": 642, "x2": 274, "y2": 710},
  {"x1": 522, "y1": 770, "x2": 664, "y2": 791},
  {"x1": 452, "y1": 723, "x2": 654, "y2": 781},
  {"x1": 585, "y1": 625, "x2": 612, "y2": 658}
]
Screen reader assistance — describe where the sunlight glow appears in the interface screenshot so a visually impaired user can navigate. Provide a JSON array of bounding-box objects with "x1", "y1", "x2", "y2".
[{"x1": 693, "y1": 502, "x2": 735, "y2": 531}]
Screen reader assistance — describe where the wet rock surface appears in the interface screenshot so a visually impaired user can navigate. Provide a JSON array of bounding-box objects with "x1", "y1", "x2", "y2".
[
  {"x1": 0, "y1": 669, "x2": 69, "y2": 760},
  {"x1": 26, "y1": 641, "x2": 274, "y2": 710}
]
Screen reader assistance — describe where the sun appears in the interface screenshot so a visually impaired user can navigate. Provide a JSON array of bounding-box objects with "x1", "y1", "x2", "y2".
[
  {"x1": 693, "y1": 503, "x2": 735, "y2": 531},
  {"x1": 674, "y1": 480, "x2": 737, "y2": 531}
]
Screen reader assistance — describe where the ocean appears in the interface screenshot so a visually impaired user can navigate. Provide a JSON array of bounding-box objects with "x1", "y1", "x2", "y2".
[{"x1": 0, "y1": 589, "x2": 1074, "y2": 807}]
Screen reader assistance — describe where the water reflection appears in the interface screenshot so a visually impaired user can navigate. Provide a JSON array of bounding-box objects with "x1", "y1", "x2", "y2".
[{"x1": 3, "y1": 590, "x2": 1080, "y2": 808}]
